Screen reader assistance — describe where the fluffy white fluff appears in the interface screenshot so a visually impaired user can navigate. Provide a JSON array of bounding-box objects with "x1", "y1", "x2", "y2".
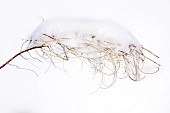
[{"x1": 27, "y1": 18, "x2": 141, "y2": 54}]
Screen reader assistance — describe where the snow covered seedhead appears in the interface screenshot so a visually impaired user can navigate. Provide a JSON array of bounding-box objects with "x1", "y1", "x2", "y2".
[
  {"x1": 27, "y1": 18, "x2": 142, "y2": 53},
  {"x1": 2, "y1": 18, "x2": 158, "y2": 88},
  {"x1": 24, "y1": 18, "x2": 161, "y2": 87}
]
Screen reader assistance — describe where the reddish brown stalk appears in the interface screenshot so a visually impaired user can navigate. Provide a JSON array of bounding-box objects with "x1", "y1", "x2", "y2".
[{"x1": 0, "y1": 46, "x2": 44, "y2": 69}]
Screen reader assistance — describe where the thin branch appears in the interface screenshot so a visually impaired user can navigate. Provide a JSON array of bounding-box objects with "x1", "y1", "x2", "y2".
[
  {"x1": 43, "y1": 34, "x2": 56, "y2": 40},
  {"x1": 9, "y1": 63, "x2": 38, "y2": 77},
  {"x1": 0, "y1": 45, "x2": 45, "y2": 69},
  {"x1": 143, "y1": 55, "x2": 161, "y2": 66},
  {"x1": 142, "y1": 47, "x2": 159, "y2": 58}
]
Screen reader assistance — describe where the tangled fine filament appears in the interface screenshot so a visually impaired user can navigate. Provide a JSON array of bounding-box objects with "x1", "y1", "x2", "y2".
[{"x1": 0, "y1": 18, "x2": 160, "y2": 88}]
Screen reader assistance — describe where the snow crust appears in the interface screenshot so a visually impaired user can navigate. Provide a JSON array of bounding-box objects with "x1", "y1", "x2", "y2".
[{"x1": 27, "y1": 18, "x2": 142, "y2": 53}]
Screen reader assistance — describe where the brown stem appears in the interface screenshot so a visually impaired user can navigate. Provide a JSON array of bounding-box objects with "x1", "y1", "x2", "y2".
[
  {"x1": 0, "y1": 46, "x2": 44, "y2": 69},
  {"x1": 143, "y1": 55, "x2": 161, "y2": 66},
  {"x1": 142, "y1": 47, "x2": 159, "y2": 58}
]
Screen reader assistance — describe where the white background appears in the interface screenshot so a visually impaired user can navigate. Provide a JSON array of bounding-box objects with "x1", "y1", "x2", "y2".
[{"x1": 0, "y1": 0, "x2": 169, "y2": 113}]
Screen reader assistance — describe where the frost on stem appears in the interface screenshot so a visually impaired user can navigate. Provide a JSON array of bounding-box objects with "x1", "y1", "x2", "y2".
[{"x1": 0, "y1": 18, "x2": 160, "y2": 88}]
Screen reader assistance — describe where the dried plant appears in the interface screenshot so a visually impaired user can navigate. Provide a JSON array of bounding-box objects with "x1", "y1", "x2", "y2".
[
  {"x1": 0, "y1": 34, "x2": 160, "y2": 88},
  {"x1": 0, "y1": 18, "x2": 160, "y2": 88}
]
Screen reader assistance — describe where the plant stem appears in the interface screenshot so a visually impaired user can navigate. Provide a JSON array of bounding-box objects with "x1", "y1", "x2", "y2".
[{"x1": 0, "y1": 46, "x2": 44, "y2": 69}]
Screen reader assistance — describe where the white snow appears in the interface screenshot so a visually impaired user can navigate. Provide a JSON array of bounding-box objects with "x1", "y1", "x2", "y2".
[
  {"x1": 0, "y1": 0, "x2": 167, "y2": 113},
  {"x1": 27, "y1": 18, "x2": 142, "y2": 54}
]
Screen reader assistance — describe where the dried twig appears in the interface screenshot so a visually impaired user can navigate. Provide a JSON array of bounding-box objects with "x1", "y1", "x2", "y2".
[{"x1": 0, "y1": 45, "x2": 44, "y2": 69}]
